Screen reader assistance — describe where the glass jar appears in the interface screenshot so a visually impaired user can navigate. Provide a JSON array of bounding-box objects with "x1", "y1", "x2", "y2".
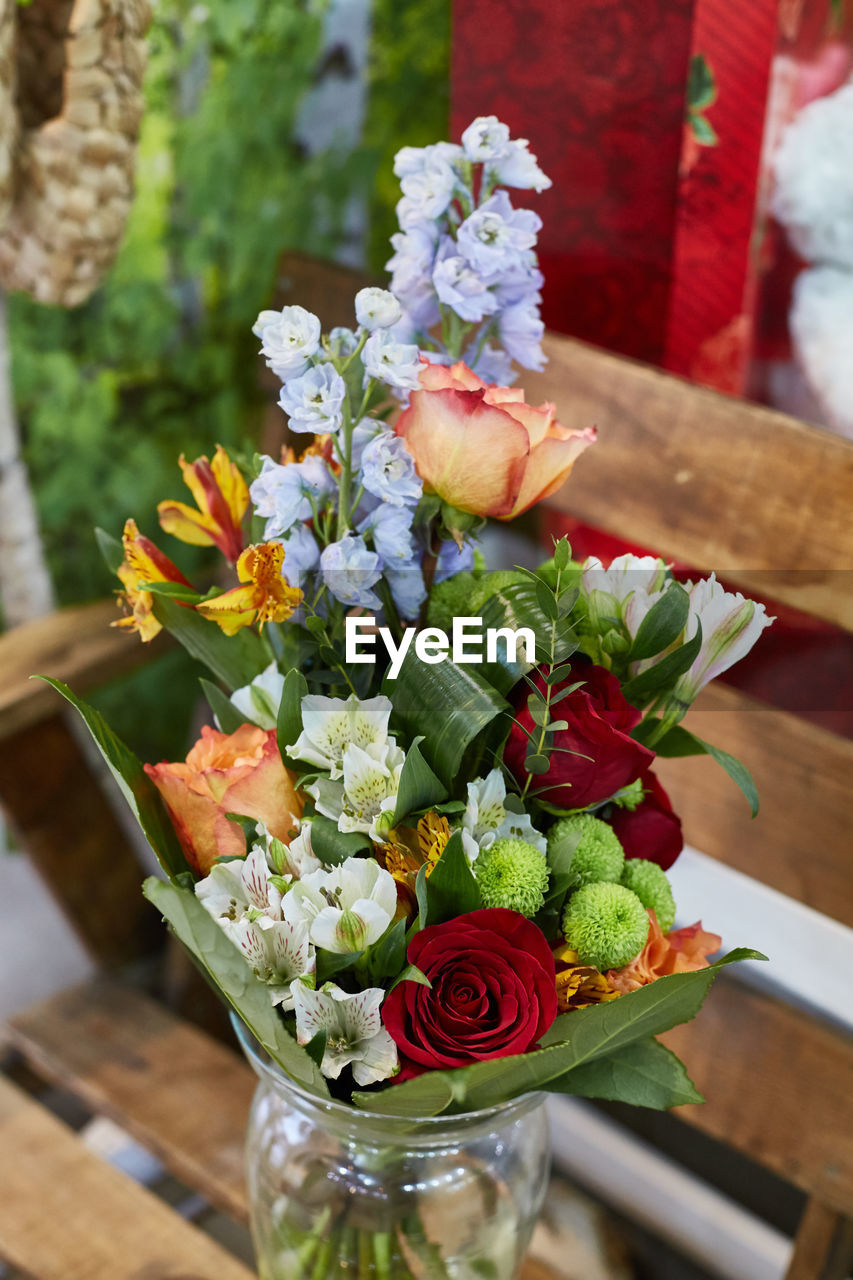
[{"x1": 234, "y1": 1017, "x2": 551, "y2": 1279}]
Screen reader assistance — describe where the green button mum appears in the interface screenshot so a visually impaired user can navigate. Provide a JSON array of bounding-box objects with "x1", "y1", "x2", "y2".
[
  {"x1": 547, "y1": 813, "x2": 625, "y2": 889},
  {"x1": 562, "y1": 882, "x2": 650, "y2": 971},
  {"x1": 621, "y1": 858, "x2": 677, "y2": 934},
  {"x1": 475, "y1": 837, "x2": 550, "y2": 918}
]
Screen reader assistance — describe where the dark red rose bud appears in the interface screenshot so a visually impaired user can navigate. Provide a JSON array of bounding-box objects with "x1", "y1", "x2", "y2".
[
  {"x1": 609, "y1": 771, "x2": 684, "y2": 871},
  {"x1": 503, "y1": 660, "x2": 654, "y2": 811},
  {"x1": 382, "y1": 908, "x2": 557, "y2": 1076}
]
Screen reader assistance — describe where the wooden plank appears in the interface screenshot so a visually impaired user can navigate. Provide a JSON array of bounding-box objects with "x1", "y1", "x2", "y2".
[
  {"x1": 786, "y1": 1197, "x2": 853, "y2": 1280},
  {"x1": 0, "y1": 717, "x2": 159, "y2": 965},
  {"x1": 655, "y1": 682, "x2": 853, "y2": 928},
  {"x1": 5, "y1": 979, "x2": 254, "y2": 1223},
  {"x1": 272, "y1": 252, "x2": 853, "y2": 630},
  {"x1": 0, "y1": 599, "x2": 157, "y2": 740},
  {"x1": 662, "y1": 980, "x2": 853, "y2": 1217},
  {"x1": 0, "y1": 1075, "x2": 255, "y2": 1280}
]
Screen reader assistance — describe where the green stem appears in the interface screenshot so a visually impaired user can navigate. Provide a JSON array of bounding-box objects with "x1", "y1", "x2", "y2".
[
  {"x1": 373, "y1": 1232, "x2": 392, "y2": 1280},
  {"x1": 520, "y1": 563, "x2": 563, "y2": 801}
]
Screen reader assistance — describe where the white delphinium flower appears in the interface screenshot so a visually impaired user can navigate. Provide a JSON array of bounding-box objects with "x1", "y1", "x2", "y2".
[
  {"x1": 461, "y1": 115, "x2": 512, "y2": 163},
  {"x1": 362, "y1": 330, "x2": 422, "y2": 391},
  {"x1": 229, "y1": 662, "x2": 285, "y2": 730},
  {"x1": 460, "y1": 768, "x2": 546, "y2": 863},
  {"x1": 291, "y1": 981, "x2": 398, "y2": 1085},
  {"x1": 253, "y1": 306, "x2": 321, "y2": 381},
  {"x1": 355, "y1": 287, "x2": 403, "y2": 331},
  {"x1": 279, "y1": 364, "x2": 347, "y2": 434},
  {"x1": 287, "y1": 693, "x2": 392, "y2": 779},
  {"x1": 456, "y1": 191, "x2": 541, "y2": 275},
  {"x1": 288, "y1": 856, "x2": 398, "y2": 953},
  {"x1": 673, "y1": 575, "x2": 774, "y2": 704},
  {"x1": 488, "y1": 138, "x2": 552, "y2": 192},
  {"x1": 309, "y1": 740, "x2": 406, "y2": 841}
]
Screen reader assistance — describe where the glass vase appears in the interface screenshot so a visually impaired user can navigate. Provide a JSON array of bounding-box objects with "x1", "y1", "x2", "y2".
[{"x1": 234, "y1": 1017, "x2": 551, "y2": 1279}]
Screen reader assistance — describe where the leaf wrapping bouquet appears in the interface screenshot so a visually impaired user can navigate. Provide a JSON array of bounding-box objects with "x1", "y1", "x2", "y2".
[{"x1": 44, "y1": 115, "x2": 770, "y2": 1277}]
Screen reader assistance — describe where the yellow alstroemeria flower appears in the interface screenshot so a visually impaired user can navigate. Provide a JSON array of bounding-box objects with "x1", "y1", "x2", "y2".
[
  {"x1": 158, "y1": 445, "x2": 249, "y2": 563},
  {"x1": 113, "y1": 518, "x2": 192, "y2": 642},
  {"x1": 195, "y1": 542, "x2": 302, "y2": 635},
  {"x1": 553, "y1": 942, "x2": 621, "y2": 1013}
]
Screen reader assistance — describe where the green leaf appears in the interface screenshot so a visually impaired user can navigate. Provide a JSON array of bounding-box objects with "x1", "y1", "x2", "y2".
[
  {"x1": 425, "y1": 829, "x2": 481, "y2": 925},
  {"x1": 627, "y1": 583, "x2": 689, "y2": 662},
  {"x1": 200, "y1": 678, "x2": 246, "y2": 734},
  {"x1": 316, "y1": 949, "x2": 362, "y2": 983},
  {"x1": 143, "y1": 878, "x2": 328, "y2": 1096},
  {"x1": 144, "y1": 580, "x2": 204, "y2": 604},
  {"x1": 479, "y1": 580, "x2": 578, "y2": 692},
  {"x1": 388, "y1": 963, "x2": 431, "y2": 994},
  {"x1": 35, "y1": 678, "x2": 188, "y2": 878},
  {"x1": 634, "y1": 722, "x2": 759, "y2": 817},
  {"x1": 366, "y1": 918, "x2": 408, "y2": 982},
  {"x1": 309, "y1": 813, "x2": 371, "y2": 865},
  {"x1": 95, "y1": 526, "x2": 124, "y2": 575},
  {"x1": 277, "y1": 667, "x2": 309, "y2": 768},
  {"x1": 352, "y1": 1071, "x2": 455, "y2": 1117},
  {"x1": 687, "y1": 53, "x2": 716, "y2": 109},
  {"x1": 621, "y1": 621, "x2": 703, "y2": 707},
  {"x1": 386, "y1": 649, "x2": 508, "y2": 789},
  {"x1": 391, "y1": 736, "x2": 448, "y2": 826},
  {"x1": 358, "y1": 947, "x2": 765, "y2": 1116},
  {"x1": 151, "y1": 594, "x2": 267, "y2": 692},
  {"x1": 304, "y1": 1029, "x2": 327, "y2": 1071},
  {"x1": 549, "y1": 1037, "x2": 704, "y2": 1109},
  {"x1": 690, "y1": 113, "x2": 718, "y2": 146}
]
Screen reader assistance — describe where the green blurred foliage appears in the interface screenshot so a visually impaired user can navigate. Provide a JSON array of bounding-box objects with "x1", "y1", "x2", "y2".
[{"x1": 7, "y1": 0, "x2": 450, "y2": 756}]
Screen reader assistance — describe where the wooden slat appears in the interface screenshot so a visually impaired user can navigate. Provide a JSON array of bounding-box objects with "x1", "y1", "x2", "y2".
[
  {"x1": 785, "y1": 1197, "x2": 853, "y2": 1280},
  {"x1": 0, "y1": 717, "x2": 159, "y2": 964},
  {"x1": 0, "y1": 599, "x2": 156, "y2": 740},
  {"x1": 655, "y1": 681, "x2": 853, "y2": 928},
  {"x1": 662, "y1": 979, "x2": 853, "y2": 1216},
  {"x1": 273, "y1": 252, "x2": 853, "y2": 630},
  {"x1": 0, "y1": 1075, "x2": 255, "y2": 1280},
  {"x1": 5, "y1": 979, "x2": 254, "y2": 1222}
]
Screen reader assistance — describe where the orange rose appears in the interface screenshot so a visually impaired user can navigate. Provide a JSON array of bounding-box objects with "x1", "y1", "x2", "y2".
[
  {"x1": 145, "y1": 724, "x2": 303, "y2": 875},
  {"x1": 607, "y1": 911, "x2": 722, "y2": 994},
  {"x1": 395, "y1": 360, "x2": 596, "y2": 519}
]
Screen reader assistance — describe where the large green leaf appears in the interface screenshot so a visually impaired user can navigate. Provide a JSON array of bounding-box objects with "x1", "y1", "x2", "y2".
[
  {"x1": 391, "y1": 736, "x2": 447, "y2": 825},
  {"x1": 352, "y1": 947, "x2": 764, "y2": 1115},
  {"x1": 549, "y1": 1037, "x2": 703, "y2": 1110},
  {"x1": 144, "y1": 877, "x2": 328, "y2": 1096},
  {"x1": 425, "y1": 830, "x2": 481, "y2": 925},
  {"x1": 95, "y1": 526, "x2": 124, "y2": 575},
  {"x1": 309, "y1": 813, "x2": 371, "y2": 865},
  {"x1": 36, "y1": 678, "x2": 188, "y2": 879},
  {"x1": 627, "y1": 583, "x2": 689, "y2": 662},
  {"x1": 385, "y1": 650, "x2": 508, "y2": 788},
  {"x1": 634, "y1": 721, "x2": 759, "y2": 817},
  {"x1": 152, "y1": 594, "x2": 267, "y2": 692},
  {"x1": 200, "y1": 678, "x2": 246, "y2": 734},
  {"x1": 478, "y1": 580, "x2": 577, "y2": 693},
  {"x1": 277, "y1": 667, "x2": 308, "y2": 768},
  {"x1": 621, "y1": 622, "x2": 703, "y2": 707}
]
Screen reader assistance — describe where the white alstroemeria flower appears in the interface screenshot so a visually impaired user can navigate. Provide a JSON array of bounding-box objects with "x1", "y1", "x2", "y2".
[
  {"x1": 582, "y1": 554, "x2": 669, "y2": 617},
  {"x1": 492, "y1": 810, "x2": 547, "y2": 855},
  {"x1": 673, "y1": 575, "x2": 774, "y2": 704},
  {"x1": 291, "y1": 981, "x2": 398, "y2": 1085},
  {"x1": 308, "y1": 740, "x2": 405, "y2": 841},
  {"x1": 229, "y1": 662, "x2": 285, "y2": 731},
  {"x1": 195, "y1": 844, "x2": 283, "y2": 923},
  {"x1": 287, "y1": 693, "x2": 392, "y2": 779},
  {"x1": 460, "y1": 768, "x2": 547, "y2": 863},
  {"x1": 261, "y1": 820, "x2": 322, "y2": 882},
  {"x1": 226, "y1": 915, "x2": 314, "y2": 1009},
  {"x1": 289, "y1": 855, "x2": 397, "y2": 953}
]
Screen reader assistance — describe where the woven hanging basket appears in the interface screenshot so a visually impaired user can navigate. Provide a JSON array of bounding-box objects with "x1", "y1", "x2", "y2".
[{"x1": 0, "y1": 0, "x2": 150, "y2": 307}]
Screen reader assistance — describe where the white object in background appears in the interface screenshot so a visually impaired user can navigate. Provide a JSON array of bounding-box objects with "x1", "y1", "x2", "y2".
[
  {"x1": 548, "y1": 1097, "x2": 793, "y2": 1280},
  {"x1": 668, "y1": 846, "x2": 853, "y2": 1030},
  {"x1": 788, "y1": 265, "x2": 853, "y2": 439}
]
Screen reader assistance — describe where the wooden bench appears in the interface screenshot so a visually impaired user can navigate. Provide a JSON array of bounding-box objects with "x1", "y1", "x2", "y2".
[{"x1": 1, "y1": 250, "x2": 852, "y2": 1277}]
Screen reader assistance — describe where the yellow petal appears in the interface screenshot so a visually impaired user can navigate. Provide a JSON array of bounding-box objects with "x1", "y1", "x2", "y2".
[
  {"x1": 211, "y1": 445, "x2": 250, "y2": 527},
  {"x1": 157, "y1": 499, "x2": 220, "y2": 548}
]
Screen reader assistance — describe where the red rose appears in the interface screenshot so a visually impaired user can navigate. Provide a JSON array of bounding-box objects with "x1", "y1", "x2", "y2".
[
  {"x1": 382, "y1": 909, "x2": 557, "y2": 1075},
  {"x1": 504, "y1": 661, "x2": 654, "y2": 811},
  {"x1": 609, "y1": 771, "x2": 683, "y2": 871}
]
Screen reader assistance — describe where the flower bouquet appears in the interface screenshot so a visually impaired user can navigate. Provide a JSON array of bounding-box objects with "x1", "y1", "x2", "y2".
[{"x1": 44, "y1": 117, "x2": 770, "y2": 1280}]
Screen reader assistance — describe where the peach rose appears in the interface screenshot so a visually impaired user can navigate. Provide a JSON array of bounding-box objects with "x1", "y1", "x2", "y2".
[
  {"x1": 395, "y1": 360, "x2": 596, "y2": 519},
  {"x1": 145, "y1": 724, "x2": 303, "y2": 875},
  {"x1": 607, "y1": 911, "x2": 722, "y2": 994}
]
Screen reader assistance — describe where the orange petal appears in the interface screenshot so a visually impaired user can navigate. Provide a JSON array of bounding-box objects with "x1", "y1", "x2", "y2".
[
  {"x1": 397, "y1": 388, "x2": 530, "y2": 517},
  {"x1": 417, "y1": 359, "x2": 485, "y2": 392},
  {"x1": 503, "y1": 424, "x2": 597, "y2": 519},
  {"x1": 211, "y1": 445, "x2": 250, "y2": 527},
  {"x1": 195, "y1": 584, "x2": 260, "y2": 635}
]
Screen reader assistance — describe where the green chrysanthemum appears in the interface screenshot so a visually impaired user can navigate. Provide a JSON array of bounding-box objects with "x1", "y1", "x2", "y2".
[
  {"x1": 548, "y1": 814, "x2": 624, "y2": 889},
  {"x1": 621, "y1": 859, "x2": 676, "y2": 933},
  {"x1": 475, "y1": 837, "x2": 549, "y2": 918},
  {"x1": 562, "y1": 882, "x2": 650, "y2": 971},
  {"x1": 426, "y1": 571, "x2": 479, "y2": 631},
  {"x1": 469, "y1": 569, "x2": 530, "y2": 614}
]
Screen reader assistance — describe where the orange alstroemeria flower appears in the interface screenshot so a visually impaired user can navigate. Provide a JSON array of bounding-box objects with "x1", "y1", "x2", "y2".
[
  {"x1": 145, "y1": 723, "x2": 304, "y2": 875},
  {"x1": 607, "y1": 911, "x2": 722, "y2": 994},
  {"x1": 195, "y1": 542, "x2": 302, "y2": 636},
  {"x1": 113, "y1": 518, "x2": 192, "y2": 642},
  {"x1": 158, "y1": 445, "x2": 249, "y2": 562},
  {"x1": 395, "y1": 360, "x2": 596, "y2": 520}
]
